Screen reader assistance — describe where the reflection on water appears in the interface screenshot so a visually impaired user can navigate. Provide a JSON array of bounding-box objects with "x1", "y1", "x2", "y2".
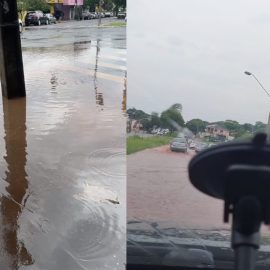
[
  {"x1": 94, "y1": 39, "x2": 104, "y2": 107},
  {"x1": 96, "y1": 92, "x2": 104, "y2": 106},
  {"x1": 73, "y1": 40, "x2": 92, "y2": 50},
  {"x1": 50, "y1": 73, "x2": 58, "y2": 93},
  {"x1": 0, "y1": 23, "x2": 126, "y2": 269},
  {"x1": 1, "y1": 98, "x2": 33, "y2": 268},
  {"x1": 122, "y1": 71, "x2": 127, "y2": 112}
]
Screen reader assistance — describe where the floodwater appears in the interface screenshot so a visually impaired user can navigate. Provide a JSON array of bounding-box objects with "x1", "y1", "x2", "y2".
[{"x1": 0, "y1": 20, "x2": 126, "y2": 269}]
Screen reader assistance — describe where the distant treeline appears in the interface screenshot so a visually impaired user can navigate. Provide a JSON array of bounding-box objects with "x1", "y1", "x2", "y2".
[{"x1": 127, "y1": 104, "x2": 266, "y2": 138}]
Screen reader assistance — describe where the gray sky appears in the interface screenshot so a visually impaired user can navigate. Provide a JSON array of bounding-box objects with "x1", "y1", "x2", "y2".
[{"x1": 128, "y1": 0, "x2": 270, "y2": 124}]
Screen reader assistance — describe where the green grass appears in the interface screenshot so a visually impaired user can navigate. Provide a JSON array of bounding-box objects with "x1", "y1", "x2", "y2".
[
  {"x1": 127, "y1": 135, "x2": 173, "y2": 155},
  {"x1": 103, "y1": 21, "x2": 126, "y2": 27}
]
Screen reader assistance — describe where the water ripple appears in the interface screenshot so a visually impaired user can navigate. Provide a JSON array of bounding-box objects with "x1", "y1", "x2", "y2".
[{"x1": 88, "y1": 148, "x2": 125, "y2": 178}]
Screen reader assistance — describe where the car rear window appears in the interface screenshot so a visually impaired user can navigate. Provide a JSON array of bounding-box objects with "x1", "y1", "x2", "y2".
[{"x1": 173, "y1": 138, "x2": 186, "y2": 143}]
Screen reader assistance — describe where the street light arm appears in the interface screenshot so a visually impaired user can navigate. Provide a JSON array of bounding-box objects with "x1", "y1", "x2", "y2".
[{"x1": 251, "y1": 74, "x2": 270, "y2": 98}]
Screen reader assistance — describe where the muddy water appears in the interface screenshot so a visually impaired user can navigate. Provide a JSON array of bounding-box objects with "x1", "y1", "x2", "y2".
[{"x1": 0, "y1": 22, "x2": 126, "y2": 269}]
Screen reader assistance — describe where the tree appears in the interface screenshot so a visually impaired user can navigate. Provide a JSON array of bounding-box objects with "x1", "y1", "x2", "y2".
[
  {"x1": 17, "y1": 0, "x2": 50, "y2": 12},
  {"x1": 242, "y1": 123, "x2": 254, "y2": 133},
  {"x1": 103, "y1": 0, "x2": 114, "y2": 11},
  {"x1": 223, "y1": 120, "x2": 240, "y2": 132},
  {"x1": 254, "y1": 121, "x2": 267, "y2": 133},
  {"x1": 113, "y1": 0, "x2": 126, "y2": 14},
  {"x1": 150, "y1": 112, "x2": 160, "y2": 128},
  {"x1": 127, "y1": 108, "x2": 150, "y2": 120},
  {"x1": 160, "y1": 105, "x2": 185, "y2": 132},
  {"x1": 84, "y1": 0, "x2": 114, "y2": 12},
  {"x1": 140, "y1": 118, "x2": 151, "y2": 131},
  {"x1": 186, "y1": 119, "x2": 208, "y2": 134},
  {"x1": 169, "y1": 103, "x2": 182, "y2": 113},
  {"x1": 84, "y1": 0, "x2": 99, "y2": 11}
]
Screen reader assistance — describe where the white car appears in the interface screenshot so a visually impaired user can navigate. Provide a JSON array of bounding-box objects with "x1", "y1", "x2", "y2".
[
  {"x1": 189, "y1": 142, "x2": 196, "y2": 149},
  {"x1": 105, "y1": 12, "x2": 111, "y2": 17},
  {"x1": 19, "y1": 19, "x2": 23, "y2": 33}
]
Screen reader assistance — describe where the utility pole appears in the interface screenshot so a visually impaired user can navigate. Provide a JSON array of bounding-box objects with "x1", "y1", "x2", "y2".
[
  {"x1": 98, "y1": 0, "x2": 102, "y2": 26},
  {"x1": 0, "y1": 0, "x2": 26, "y2": 98}
]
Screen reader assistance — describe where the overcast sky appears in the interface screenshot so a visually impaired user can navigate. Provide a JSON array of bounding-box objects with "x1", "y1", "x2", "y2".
[{"x1": 128, "y1": 0, "x2": 270, "y2": 124}]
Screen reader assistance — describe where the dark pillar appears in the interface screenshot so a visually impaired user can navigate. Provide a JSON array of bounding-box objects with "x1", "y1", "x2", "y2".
[
  {"x1": 1, "y1": 98, "x2": 33, "y2": 266},
  {"x1": 0, "y1": 0, "x2": 26, "y2": 98}
]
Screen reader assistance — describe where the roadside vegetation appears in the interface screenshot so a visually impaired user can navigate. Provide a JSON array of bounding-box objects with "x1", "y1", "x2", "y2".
[
  {"x1": 127, "y1": 135, "x2": 174, "y2": 155},
  {"x1": 103, "y1": 21, "x2": 126, "y2": 27}
]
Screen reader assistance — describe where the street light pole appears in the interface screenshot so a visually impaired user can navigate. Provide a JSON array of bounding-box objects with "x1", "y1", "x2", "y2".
[
  {"x1": 244, "y1": 71, "x2": 270, "y2": 98},
  {"x1": 98, "y1": 0, "x2": 102, "y2": 26},
  {"x1": 244, "y1": 71, "x2": 270, "y2": 137}
]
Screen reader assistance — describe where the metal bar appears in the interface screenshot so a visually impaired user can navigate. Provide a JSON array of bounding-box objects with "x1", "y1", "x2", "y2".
[{"x1": 235, "y1": 246, "x2": 256, "y2": 270}]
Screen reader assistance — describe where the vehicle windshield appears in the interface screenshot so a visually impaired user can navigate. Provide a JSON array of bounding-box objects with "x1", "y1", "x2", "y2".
[{"x1": 128, "y1": 0, "x2": 270, "y2": 268}]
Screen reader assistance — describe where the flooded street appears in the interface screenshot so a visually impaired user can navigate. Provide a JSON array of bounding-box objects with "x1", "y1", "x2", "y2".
[
  {"x1": 0, "y1": 19, "x2": 126, "y2": 269},
  {"x1": 128, "y1": 146, "x2": 227, "y2": 229}
]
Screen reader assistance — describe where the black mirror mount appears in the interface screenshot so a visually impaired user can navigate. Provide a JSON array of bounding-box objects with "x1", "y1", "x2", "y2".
[{"x1": 189, "y1": 133, "x2": 270, "y2": 270}]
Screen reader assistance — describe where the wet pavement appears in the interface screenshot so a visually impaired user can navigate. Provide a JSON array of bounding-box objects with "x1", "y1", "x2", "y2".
[
  {"x1": 128, "y1": 146, "x2": 227, "y2": 230},
  {"x1": 128, "y1": 145, "x2": 270, "y2": 232},
  {"x1": 0, "y1": 19, "x2": 126, "y2": 269},
  {"x1": 127, "y1": 145, "x2": 270, "y2": 268}
]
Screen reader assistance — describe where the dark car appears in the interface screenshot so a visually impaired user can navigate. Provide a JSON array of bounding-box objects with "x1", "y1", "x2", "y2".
[
  {"x1": 117, "y1": 12, "x2": 126, "y2": 19},
  {"x1": 45, "y1": 13, "x2": 57, "y2": 24},
  {"x1": 195, "y1": 143, "x2": 208, "y2": 153},
  {"x1": 25, "y1": 11, "x2": 49, "y2": 26}
]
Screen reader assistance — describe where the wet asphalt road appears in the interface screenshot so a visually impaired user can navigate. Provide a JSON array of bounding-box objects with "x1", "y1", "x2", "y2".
[
  {"x1": 127, "y1": 145, "x2": 270, "y2": 235},
  {"x1": 128, "y1": 145, "x2": 230, "y2": 230},
  {"x1": 127, "y1": 145, "x2": 270, "y2": 268},
  {"x1": 0, "y1": 18, "x2": 126, "y2": 269}
]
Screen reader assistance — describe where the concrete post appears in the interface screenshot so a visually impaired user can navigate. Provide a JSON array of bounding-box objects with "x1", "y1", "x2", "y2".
[{"x1": 0, "y1": 0, "x2": 26, "y2": 99}]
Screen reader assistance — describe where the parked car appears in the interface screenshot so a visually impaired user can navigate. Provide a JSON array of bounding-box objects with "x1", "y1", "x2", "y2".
[
  {"x1": 104, "y1": 11, "x2": 112, "y2": 17},
  {"x1": 170, "y1": 137, "x2": 188, "y2": 153},
  {"x1": 82, "y1": 11, "x2": 91, "y2": 20},
  {"x1": 189, "y1": 142, "x2": 196, "y2": 149},
  {"x1": 45, "y1": 13, "x2": 57, "y2": 24},
  {"x1": 117, "y1": 12, "x2": 126, "y2": 19},
  {"x1": 90, "y1": 12, "x2": 97, "y2": 19},
  {"x1": 19, "y1": 19, "x2": 23, "y2": 33},
  {"x1": 25, "y1": 11, "x2": 49, "y2": 26}
]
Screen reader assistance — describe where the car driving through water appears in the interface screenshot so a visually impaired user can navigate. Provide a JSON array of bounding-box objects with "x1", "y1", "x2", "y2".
[{"x1": 170, "y1": 137, "x2": 188, "y2": 152}]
